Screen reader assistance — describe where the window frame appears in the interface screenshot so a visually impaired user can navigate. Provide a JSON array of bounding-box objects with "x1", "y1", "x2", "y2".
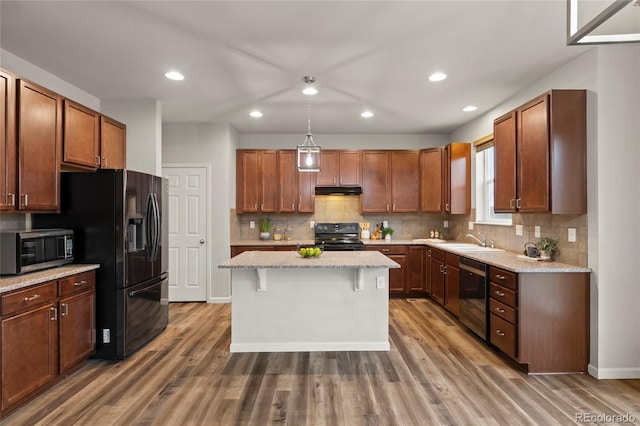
[{"x1": 474, "y1": 136, "x2": 512, "y2": 226}]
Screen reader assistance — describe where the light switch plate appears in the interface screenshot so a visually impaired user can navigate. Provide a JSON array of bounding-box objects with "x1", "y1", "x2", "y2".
[
  {"x1": 310, "y1": 220, "x2": 315, "y2": 228},
  {"x1": 468, "y1": 222, "x2": 474, "y2": 230},
  {"x1": 249, "y1": 221, "x2": 255, "y2": 229},
  {"x1": 443, "y1": 220, "x2": 449, "y2": 228},
  {"x1": 383, "y1": 220, "x2": 388, "y2": 228},
  {"x1": 534, "y1": 226, "x2": 540, "y2": 238},
  {"x1": 568, "y1": 228, "x2": 577, "y2": 242},
  {"x1": 515, "y1": 225, "x2": 523, "y2": 236}
]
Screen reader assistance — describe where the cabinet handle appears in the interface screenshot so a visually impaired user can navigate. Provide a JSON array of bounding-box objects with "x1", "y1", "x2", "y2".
[
  {"x1": 427, "y1": 249, "x2": 431, "y2": 257},
  {"x1": 24, "y1": 294, "x2": 41, "y2": 302},
  {"x1": 509, "y1": 199, "x2": 515, "y2": 209},
  {"x1": 21, "y1": 193, "x2": 28, "y2": 207},
  {"x1": 495, "y1": 290, "x2": 505, "y2": 297},
  {"x1": 495, "y1": 274, "x2": 505, "y2": 280},
  {"x1": 496, "y1": 307, "x2": 505, "y2": 313},
  {"x1": 445, "y1": 203, "x2": 449, "y2": 212},
  {"x1": 393, "y1": 204, "x2": 396, "y2": 211},
  {"x1": 516, "y1": 198, "x2": 522, "y2": 209},
  {"x1": 102, "y1": 157, "x2": 108, "y2": 168},
  {"x1": 61, "y1": 303, "x2": 69, "y2": 316},
  {"x1": 443, "y1": 265, "x2": 447, "y2": 275},
  {"x1": 74, "y1": 280, "x2": 88, "y2": 286},
  {"x1": 261, "y1": 203, "x2": 264, "y2": 211},
  {"x1": 254, "y1": 203, "x2": 258, "y2": 211},
  {"x1": 386, "y1": 204, "x2": 389, "y2": 212},
  {"x1": 95, "y1": 155, "x2": 101, "y2": 165},
  {"x1": 381, "y1": 249, "x2": 390, "y2": 252},
  {"x1": 437, "y1": 203, "x2": 441, "y2": 211},
  {"x1": 292, "y1": 203, "x2": 295, "y2": 211},
  {"x1": 51, "y1": 306, "x2": 58, "y2": 321},
  {"x1": 496, "y1": 330, "x2": 505, "y2": 337},
  {"x1": 8, "y1": 193, "x2": 15, "y2": 206}
]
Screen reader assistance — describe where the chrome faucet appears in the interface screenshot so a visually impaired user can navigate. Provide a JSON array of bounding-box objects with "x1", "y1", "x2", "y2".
[{"x1": 466, "y1": 232, "x2": 486, "y2": 247}]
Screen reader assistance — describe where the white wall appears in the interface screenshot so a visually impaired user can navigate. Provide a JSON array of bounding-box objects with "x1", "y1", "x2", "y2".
[
  {"x1": 101, "y1": 99, "x2": 162, "y2": 176},
  {"x1": 239, "y1": 133, "x2": 448, "y2": 150},
  {"x1": 450, "y1": 47, "x2": 640, "y2": 379},
  {"x1": 163, "y1": 122, "x2": 238, "y2": 303},
  {"x1": 0, "y1": 49, "x2": 100, "y2": 110}
]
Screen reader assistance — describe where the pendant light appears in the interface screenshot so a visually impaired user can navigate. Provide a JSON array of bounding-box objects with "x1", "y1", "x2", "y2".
[{"x1": 297, "y1": 76, "x2": 321, "y2": 172}]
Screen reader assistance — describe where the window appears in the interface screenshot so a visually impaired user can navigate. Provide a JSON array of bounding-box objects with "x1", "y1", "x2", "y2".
[{"x1": 475, "y1": 145, "x2": 512, "y2": 225}]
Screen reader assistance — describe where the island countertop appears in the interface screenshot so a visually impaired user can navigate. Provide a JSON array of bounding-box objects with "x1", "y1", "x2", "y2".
[{"x1": 219, "y1": 250, "x2": 400, "y2": 269}]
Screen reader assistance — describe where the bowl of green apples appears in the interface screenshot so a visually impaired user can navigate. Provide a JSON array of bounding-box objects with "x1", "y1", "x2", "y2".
[{"x1": 297, "y1": 244, "x2": 323, "y2": 258}]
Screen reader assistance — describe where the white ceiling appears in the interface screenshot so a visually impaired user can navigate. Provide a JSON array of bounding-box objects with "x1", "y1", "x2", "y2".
[{"x1": 0, "y1": 1, "x2": 589, "y2": 134}]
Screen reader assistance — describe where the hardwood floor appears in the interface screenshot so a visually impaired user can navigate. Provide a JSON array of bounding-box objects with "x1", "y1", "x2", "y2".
[{"x1": 5, "y1": 298, "x2": 640, "y2": 425}]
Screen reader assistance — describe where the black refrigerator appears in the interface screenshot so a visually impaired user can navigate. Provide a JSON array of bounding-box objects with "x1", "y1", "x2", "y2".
[{"x1": 33, "y1": 169, "x2": 168, "y2": 360}]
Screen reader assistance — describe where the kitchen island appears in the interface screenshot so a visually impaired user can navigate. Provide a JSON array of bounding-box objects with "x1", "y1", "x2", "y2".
[{"x1": 218, "y1": 250, "x2": 399, "y2": 353}]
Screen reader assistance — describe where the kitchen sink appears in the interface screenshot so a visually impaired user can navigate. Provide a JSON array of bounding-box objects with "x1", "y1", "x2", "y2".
[{"x1": 442, "y1": 243, "x2": 505, "y2": 252}]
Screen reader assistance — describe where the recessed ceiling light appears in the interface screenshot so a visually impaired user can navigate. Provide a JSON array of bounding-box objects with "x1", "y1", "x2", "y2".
[
  {"x1": 428, "y1": 72, "x2": 447, "y2": 82},
  {"x1": 463, "y1": 105, "x2": 478, "y2": 112},
  {"x1": 164, "y1": 71, "x2": 184, "y2": 81},
  {"x1": 249, "y1": 110, "x2": 263, "y2": 118},
  {"x1": 361, "y1": 111, "x2": 374, "y2": 118}
]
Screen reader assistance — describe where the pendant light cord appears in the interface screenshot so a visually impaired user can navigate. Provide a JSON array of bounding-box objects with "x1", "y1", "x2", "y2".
[{"x1": 307, "y1": 91, "x2": 312, "y2": 136}]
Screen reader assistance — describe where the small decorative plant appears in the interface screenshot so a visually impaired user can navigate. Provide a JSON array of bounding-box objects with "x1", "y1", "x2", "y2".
[
  {"x1": 536, "y1": 236, "x2": 558, "y2": 259},
  {"x1": 258, "y1": 217, "x2": 272, "y2": 240},
  {"x1": 381, "y1": 227, "x2": 394, "y2": 240}
]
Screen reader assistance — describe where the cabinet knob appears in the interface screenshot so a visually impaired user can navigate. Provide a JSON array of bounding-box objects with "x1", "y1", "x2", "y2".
[{"x1": 496, "y1": 330, "x2": 505, "y2": 337}]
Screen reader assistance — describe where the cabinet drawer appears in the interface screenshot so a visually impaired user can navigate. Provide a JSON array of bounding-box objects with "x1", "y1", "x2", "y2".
[
  {"x1": 489, "y1": 298, "x2": 517, "y2": 324},
  {"x1": 489, "y1": 283, "x2": 517, "y2": 308},
  {"x1": 366, "y1": 245, "x2": 408, "y2": 256},
  {"x1": 430, "y1": 248, "x2": 444, "y2": 261},
  {"x1": 490, "y1": 313, "x2": 517, "y2": 359},
  {"x1": 60, "y1": 271, "x2": 96, "y2": 297},
  {"x1": 1, "y1": 281, "x2": 57, "y2": 316},
  {"x1": 445, "y1": 252, "x2": 460, "y2": 267},
  {"x1": 489, "y1": 266, "x2": 516, "y2": 290}
]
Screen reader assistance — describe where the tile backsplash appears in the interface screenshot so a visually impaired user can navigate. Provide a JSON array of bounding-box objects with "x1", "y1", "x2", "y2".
[{"x1": 231, "y1": 195, "x2": 588, "y2": 267}]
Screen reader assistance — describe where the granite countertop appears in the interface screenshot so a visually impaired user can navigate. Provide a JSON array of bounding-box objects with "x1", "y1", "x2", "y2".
[
  {"x1": 229, "y1": 238, "x2": 590, "y2": 273},
  {"x1": 219, "y1": 250, "x2": 400, "y2": 269},
  {"x1": 0, "y1": 264, "x2": 100, "y2": 294}
]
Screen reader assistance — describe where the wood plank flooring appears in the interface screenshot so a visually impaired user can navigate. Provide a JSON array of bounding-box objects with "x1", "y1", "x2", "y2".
[{"x1": 4, "y1": 298, "x2": 640, "y2": 425}]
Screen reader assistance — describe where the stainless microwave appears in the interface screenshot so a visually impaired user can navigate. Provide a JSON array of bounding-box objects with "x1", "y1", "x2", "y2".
[{"x1": 0, "y1": 229, "x2": 74, "y2": 275}]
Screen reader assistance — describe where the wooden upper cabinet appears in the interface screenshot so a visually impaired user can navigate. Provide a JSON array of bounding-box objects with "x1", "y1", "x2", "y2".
[
  {"x1": 494, "y1": 90, "x2": 586, "y2": 214},
  {"x1": 390, "y1": 150, "x2": 420, "y2": 212},
  {"x1": 445, "y1": 143, "x2": 471, "y2": 214},
  {"x1": 100, "y1": 116, "x2": 126, "y2": 170},
  {"x1": 316, "y1": 150, "x2": 361, "y2": 186},
  {"x1": 420, "y1": 147, "x2": 443, "y2": 213},
  {"x1": 0, "y1": 69, "x2": 16, "y2": 211},
  {"x1": 259, "y1": 150, "x2": 278, "y2": 213},
  {"x1": 278, "y1": 150, "x2": 297, "y2": 213},
  {"x1": 17, "y1": 79, "x2": 62, "y2": 212},
  {"x1": 360, "y1": 150, "x2": 391, "y2": 213},
  {"x1": 62, "y1": 99, "x2": 100, "y2": 169},
  {"x1": 297, "y1": 168, "x2": 315, "y2": 213},
  {"x1": 493, "y1": 111, "x2": 517, "y2": 212},
  {"x1": 236, "y1": 150, "x2": 260, "y2": 213}
]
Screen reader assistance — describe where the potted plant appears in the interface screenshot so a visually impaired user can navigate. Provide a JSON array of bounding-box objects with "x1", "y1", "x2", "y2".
[
  {"x1": 381, "y1": 227, "x2": 394, "y2": 240},
  {"x1": 536, "y1": 236, "x2": 558, "y2": 260},
  {"x1": 258, "y1": 217, "x2": 272, "y2": 240}
]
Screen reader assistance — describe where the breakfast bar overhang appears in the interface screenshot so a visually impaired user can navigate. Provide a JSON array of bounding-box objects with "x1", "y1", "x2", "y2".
[{"x1": 219, "y1": 251, "x2": 400, "y2": 353}]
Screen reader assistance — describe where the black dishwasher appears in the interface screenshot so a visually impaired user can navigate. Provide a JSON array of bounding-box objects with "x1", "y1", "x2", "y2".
[{"x1": 458, "y1": 257, "x2": 488, "y2": 341}]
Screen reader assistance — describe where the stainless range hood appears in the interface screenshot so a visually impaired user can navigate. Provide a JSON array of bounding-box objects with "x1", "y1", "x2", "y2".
[{"x1": 315, "y1": 186, "x2": 362, "y2": 196}]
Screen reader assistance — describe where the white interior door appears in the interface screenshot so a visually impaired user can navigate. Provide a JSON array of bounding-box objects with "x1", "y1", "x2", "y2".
[{"x1": 163, "y1": 165, "x2": 209, "y2": 302}]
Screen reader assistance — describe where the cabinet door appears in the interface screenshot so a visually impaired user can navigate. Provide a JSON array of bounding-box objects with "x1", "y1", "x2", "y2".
[
  {"x1": 387, "y1": 254, "x2": 407, "y2": 295},
  {"x1": 431, "y1": 258, "x2": 445, "y2": 305},
  {"x1": 446, "y1": 143, "x2": 471, "y2": 214},
  {"x1": 59, "y1": 289, "x2": 96, "y2": 373},
  {"x1": 424, "y1": 248, "x2": 432, "y2": 295},
  {"x1": 260, "y1": 150, "x2": 278, "y2": 213},
  {"x1": 17, "y1": 79, "x2": 61, "y2": 212},
  {"x1": 518, "y1": 95, "x2": 549, "y2": 212},
  {"x1": 316, "y1": 150, "x2": 338, "y2": 186},
  {"x1": 297, "y1": 169, "x2": 315, "y2": 213},
  {"x1": 0, "y1": 69, "x2": 16, "y2": 211},
  {"x1": 444, "y1": 264, "x2": 460, "y2": 317},
  {"x1": 236, "y1": 150, "x2": 260, "y2": 213},
  {"x1": 493, "y1": 111, "x2": 517, "y2": 212},
  {"x1": 100, "y1": 116, "x2": 126, "y2": 169},
  {"x1": 338, "y1": 150, "x2": 361, "y2": 186},
  {"x1": 407, "y1": 246, "x2": 425, "y2": 293},
  {"x1": 391, "y1": 151, "x2": 420, "y2": 212},
  {"x1": 1, "y1": 303, "x2": 59, "y2": 411},
  {"x1": 63, "y1": 100, "x2": 100, "y2": 169},
  {"x1": 278, "y1": 150, "x2": 297, "y2": 213},
  {"x1": 361, "y1": 151, "x2": 390, "y2": 213},
  {"x1": 420, "y1": 148, "x2": 443, "y2": 213}
]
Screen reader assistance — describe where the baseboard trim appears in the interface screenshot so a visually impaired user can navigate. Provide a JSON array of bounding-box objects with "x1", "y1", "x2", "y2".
[
  {"x1": 209, "y1": 296, "x2": 231, "y2": 304},
  {"x1": 230, "y1": 341, "x2": 390, "y2": 353},
  {"x1": 588, "y1": 363, "x2": 640, "y2": 379}
]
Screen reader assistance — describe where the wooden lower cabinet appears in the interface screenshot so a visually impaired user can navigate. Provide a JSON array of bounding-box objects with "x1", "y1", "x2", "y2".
[
  {"x1": 407, "y1": 246, "x2": 425, "y2": 293},
  {"x1": 231, "y1": 245, "x2": 295, "y2": 257},
  {"x1": 430, "y1": 248, "x2": 445, "y2": 304},
  {"x1": 365, "y1": 245, "x2": 407, "y2": 295},
  {"x1": 443, "y1": 252, "x2": 460, "y2": 316},
  {"x1": 0, "y1": 270, "x2": 96, "y2": 418}
]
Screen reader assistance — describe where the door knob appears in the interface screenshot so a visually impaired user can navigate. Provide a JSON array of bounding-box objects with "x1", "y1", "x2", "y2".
[{"x1": 200, "y1": 239, "x2": 205, "y2": 244}]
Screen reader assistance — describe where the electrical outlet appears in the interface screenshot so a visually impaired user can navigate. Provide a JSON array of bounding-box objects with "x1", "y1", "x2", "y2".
[
  {"x1": 376, "y1": 276, "x2": 385, "y2": 289},
  {"x1": 249, "y1": 221, "x2": 255, "y2": 229},
  {"x1": 443, "y1": 220, "x2": 449, "y2": 228},
  {"x1": 468, "y1": 222, "x2": 474, "y2": 230},
  {"x1": 534, "y1": 226, "x2": 540, "y2": 238},
  {"x1": 568, "y1": 228, "x2": 577, "y2": 242},
  {"x1": 310, "y1": 220, "x2": 315, "y2": 228},
  {"x1": 103, "y1": 329, "x2": 111, "y2": 343},
  {"x1": 383, "y1": 220, "x2": 388, "y2": 228},
  {"x1": 515, "y1": 224, "x2": 523, "y2": 236}
]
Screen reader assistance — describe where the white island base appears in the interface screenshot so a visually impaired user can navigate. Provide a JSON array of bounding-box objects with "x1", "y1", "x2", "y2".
[{"x1": 219, "y1": 251, "x2": 399, "y2": 353}]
